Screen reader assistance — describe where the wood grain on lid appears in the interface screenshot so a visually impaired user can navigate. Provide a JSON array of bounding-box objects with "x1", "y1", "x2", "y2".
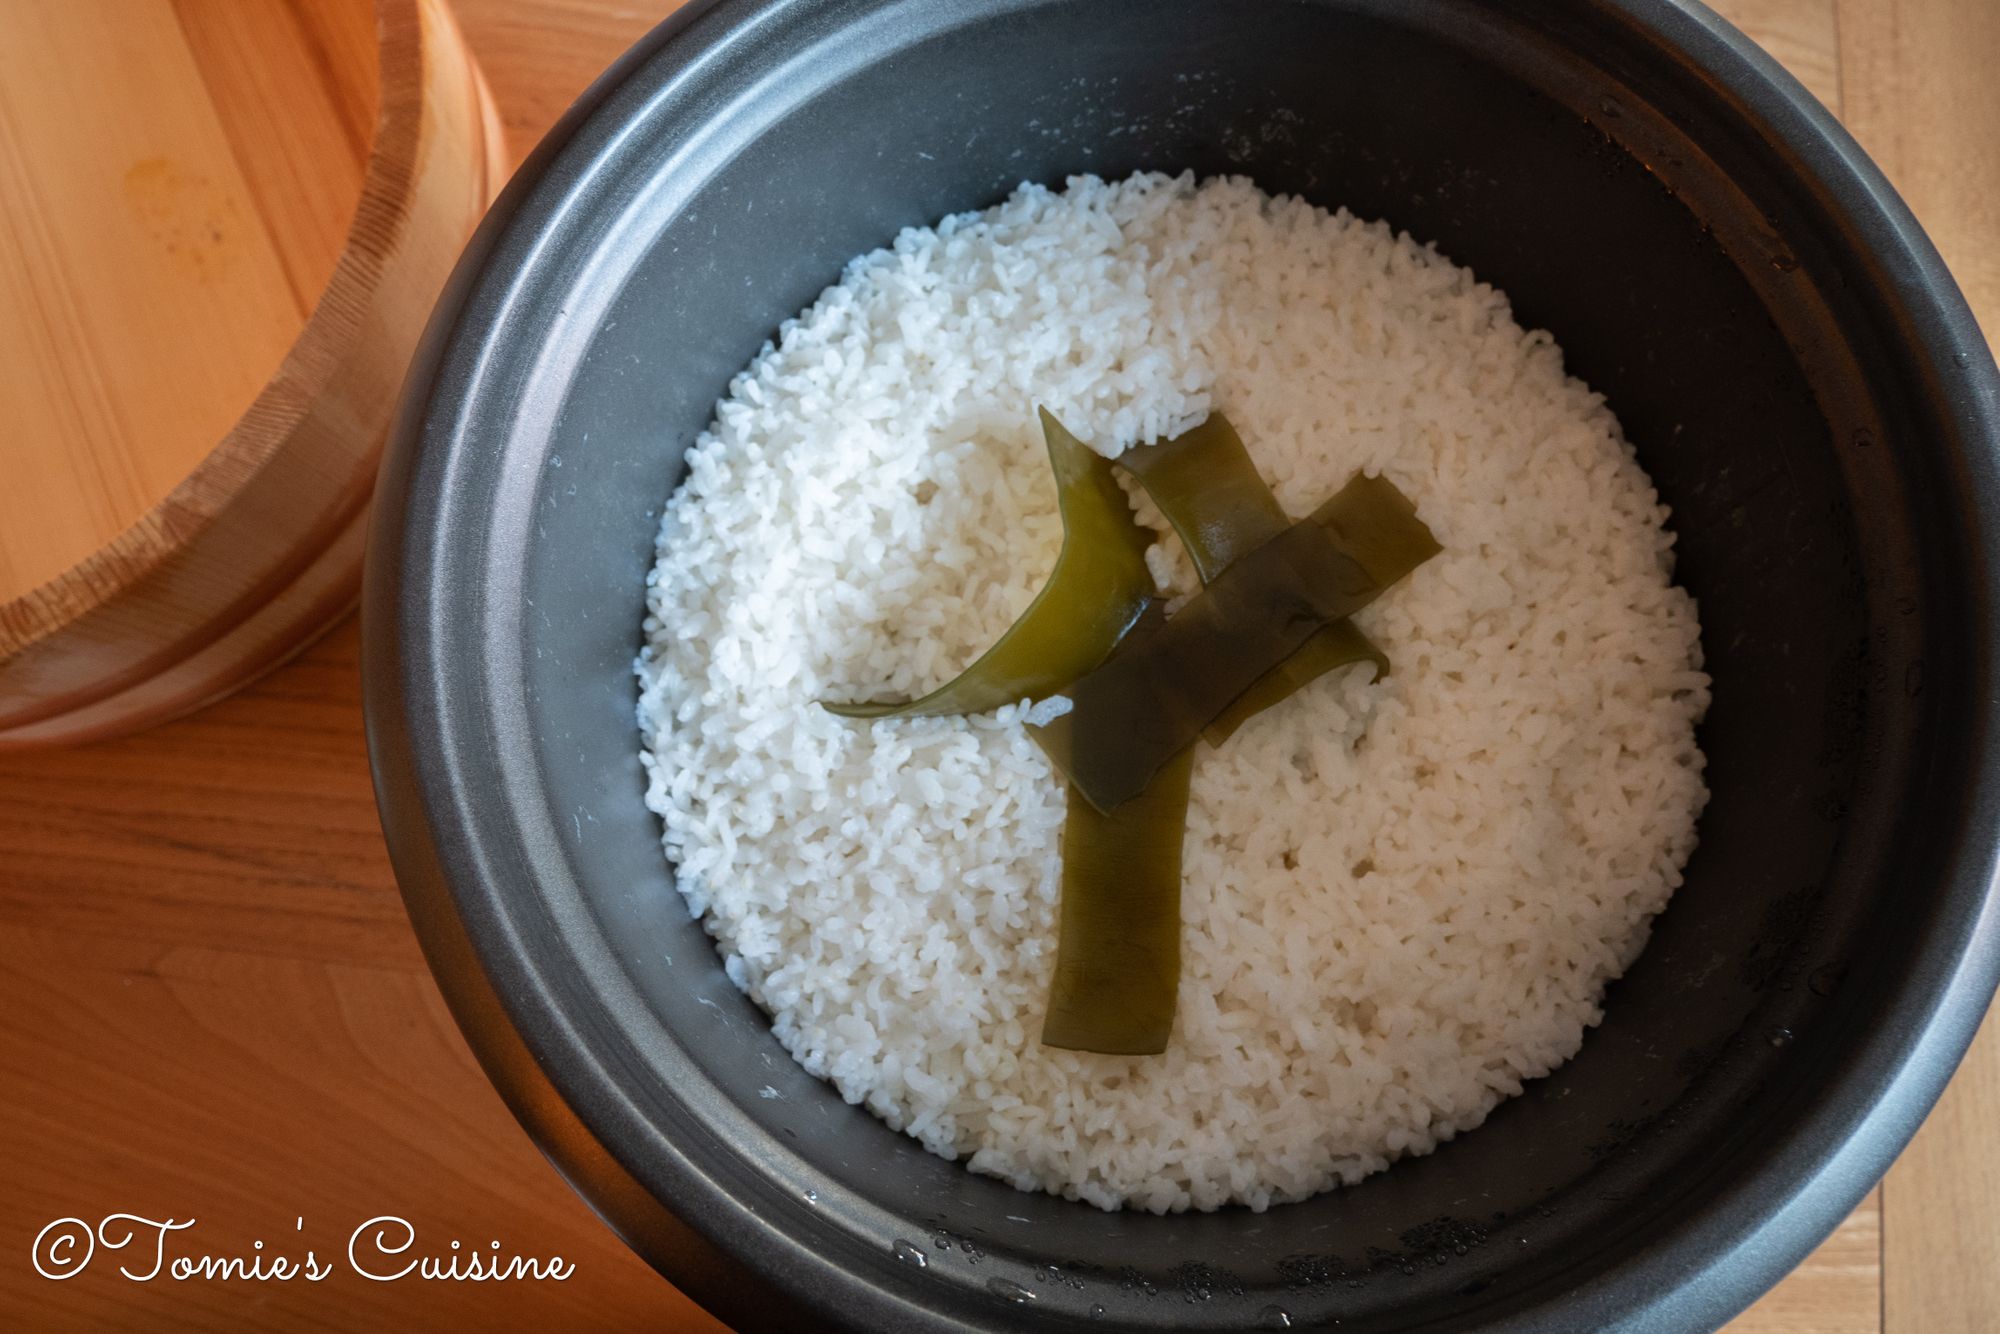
[
  {"x1": 0, "y1": 0, "x2": 373, "y2": 601},
  {"x1": 0, "y1": 0, "x2": 505, "y2": 747}
]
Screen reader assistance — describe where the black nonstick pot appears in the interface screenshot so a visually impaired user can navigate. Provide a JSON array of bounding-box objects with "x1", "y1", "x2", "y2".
[{"x1": 362, "y1": 0, "x2": 2000, "y2": 1328}]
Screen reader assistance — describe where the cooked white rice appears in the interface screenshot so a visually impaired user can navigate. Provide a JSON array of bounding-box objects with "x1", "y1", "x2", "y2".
[{"x1": 637, "y1": 171, "x2": 1709, "y2": 1214}]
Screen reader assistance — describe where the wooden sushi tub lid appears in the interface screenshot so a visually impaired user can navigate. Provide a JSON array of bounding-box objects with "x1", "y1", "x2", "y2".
[{"x1": 0, "y1": 0, "x2": 505, "y2": 748}]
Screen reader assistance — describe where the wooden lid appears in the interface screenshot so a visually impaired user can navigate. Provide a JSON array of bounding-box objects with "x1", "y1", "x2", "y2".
[{"x1": 0, "y1": 0, "x2": 506, "y2": 747}]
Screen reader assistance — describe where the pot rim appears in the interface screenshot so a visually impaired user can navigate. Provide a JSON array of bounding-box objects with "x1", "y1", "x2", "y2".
[{"x1": 363, "y1": 1, "x2": 2000, "y2": 1328}]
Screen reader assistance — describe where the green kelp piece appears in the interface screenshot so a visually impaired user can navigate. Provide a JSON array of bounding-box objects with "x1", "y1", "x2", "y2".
[
  {"x1": 1033, "y1": 472, "x2": 1440, "y2": 813},
  {"x1": 822, "y1": 409, "x2": 1155, "y2": 718},
  {"x1": 1119, "y1": 414, "x2": 1393, "y2": 745},
  {"x1": 1041, "y1": 747, "x2": 1193, "y2": 1055},
  {"x1": 1118, "y1": 413, "x2": 1292, "y2": 578},
  {"x1": 1040, "y1": 602, "x2": 1189, "y2": 1056},
  {"x1": 1202, "y1": 618, "x2": 1389, "y2": 746}
]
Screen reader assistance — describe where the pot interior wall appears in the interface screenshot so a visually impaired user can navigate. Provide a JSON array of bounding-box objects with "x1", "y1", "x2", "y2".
[{"x1": 494, "y1": 1, "x2": 1945, "y2": 1325}]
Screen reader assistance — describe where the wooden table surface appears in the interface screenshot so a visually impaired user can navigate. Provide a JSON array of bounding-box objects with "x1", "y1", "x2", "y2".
[{"x1": 3, "y1": 0, "x2": 1994, "y2": 1328}]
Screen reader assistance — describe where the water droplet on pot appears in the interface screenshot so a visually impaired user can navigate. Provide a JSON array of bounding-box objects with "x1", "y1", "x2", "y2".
[
  {"x1": 986, "y1": 1276, "x2": 1036, "y2": 1302},
  {"x1": 1260, "y1": 1305, "x2": 1295, "y2": 1328},
  {"x1": 1090, "y1": 1304, "x2": 1106, "y2": 1319},
  {"x1": 803, "y1": 1190, "x2": 818, "y2": 1204},
  {"x1": 1768, "y1": 1028, "x2": 1794, "y2": 1048},
  {"x1": 893, "y1": 1240, "x2": 928, "y2": 1268}
]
